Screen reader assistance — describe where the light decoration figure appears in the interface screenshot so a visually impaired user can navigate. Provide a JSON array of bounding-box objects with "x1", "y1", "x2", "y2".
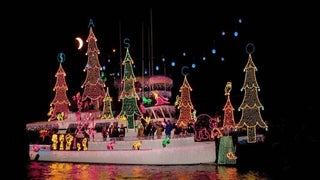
[
  {"x1": 49, "y1": 52, "x2": 71, "y2": 121},
  {"x1": 176, "y1": 75, "x2": 195, "y2": 129},
  {"x1": 222, "y1": 81, "x2": 236, "y2": 131},
  {"x1": 101, "y1": 87, "x2": 114, "y2": 119},
  {"x1": 118, "y1": 46, "x2": 142, "y2": 129},
  {"x1": 217, "y1": 81, "x2": 237, "y2": 165},
  {"x1": 81, "y1": 18, "x2": 105, "y2": 110},
  {"x1": 236, "y1": 43, "x2": 268, "y2": 143},
  {"x1": 152, "y1": 91, "x2": 170, "y2": 106}
]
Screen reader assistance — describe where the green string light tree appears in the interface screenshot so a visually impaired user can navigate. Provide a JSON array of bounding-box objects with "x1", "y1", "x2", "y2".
[
  {"x1": 48, "y1": 52, "x2": 71, "y2": 121},
  {"x1": 101, "y1": 87, "x2": 114, "y2": 119},
  {"x1": 236, "y1": 43, "x2": 268, "y2": 143},
  {"x1": 118, "y1": 45, "x2": 142, "y2": 129},
  {"x1": 81, "y1": 19, "x2": 105, "y2": 111}
]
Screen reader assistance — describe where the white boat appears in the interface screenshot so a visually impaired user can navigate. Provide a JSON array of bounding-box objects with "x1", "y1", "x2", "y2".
[
  {"x1": 26, "y1": 74, "x2": 218, "y2": 165},
  {"x1": 26, "y1": 105, "x2": 217, "y2": 165}
]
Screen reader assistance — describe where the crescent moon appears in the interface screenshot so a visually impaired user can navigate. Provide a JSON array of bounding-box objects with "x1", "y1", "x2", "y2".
[
  {"x1": 75, "y1": 37, "x2": 83, "y2": 50},
  {"x1": 181, "y1": 66, "x2": 189, "y2": 76}
]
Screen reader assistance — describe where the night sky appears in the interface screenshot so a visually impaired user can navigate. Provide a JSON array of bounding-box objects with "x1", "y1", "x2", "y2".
[
  {"x1": 11, "y1": 2, "x2": 319, "y2": 177},
  {"x1": 17, "y1": 5, "x2": 316, "y2": 122}
]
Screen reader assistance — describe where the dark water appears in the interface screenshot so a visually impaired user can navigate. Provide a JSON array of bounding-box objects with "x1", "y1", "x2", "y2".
[{"x1": 25, "y1": 162, "x2": 272, "y2": 180}]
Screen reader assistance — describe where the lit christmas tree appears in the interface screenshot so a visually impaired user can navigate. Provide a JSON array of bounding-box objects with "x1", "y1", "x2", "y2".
[
  {"x1": 49, "y1": 52, "x2": 71, "y2": 121},
  {"x1": 81, "y1": 19, "x2": 105, "y2": 110},
  {"x1": 101, "y1": 87, "x2": 114, "y2": 119},
  {"x1": 217, "y1": 81, "x2": 237, "y2": 165},
  {"x1": 118, "y1": 47, "x2": 142, "y2": 129},
  {"x1": 176, "y1": 75, "x2": 195, "y2": 129},
  {"x1": 237, "y1": 44, "x2": 268, "y2": 143},
  {"x1": 222, "y1": 81, "x2": 236, "y2": 132}
]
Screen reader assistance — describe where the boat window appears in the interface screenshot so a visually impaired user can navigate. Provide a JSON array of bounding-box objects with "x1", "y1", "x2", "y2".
[
  {"x1": 66, "y1": 123, "x2": 78, "y2": 133},
  {"x1": 163, "y1": 108, "x2": 170, "y2": 118},
  {"x1": 146, "y1": 109, "x2": 155, "y2": 119},
  {"x1": 168, "y1": 108, "x2": 176, "y2": 118},
  {"x1": 95, "y1": 122, "x2": 111, "y2": 133},
  {"x1": 154, "y1": 108, "x2": 164, "y2": 118}
]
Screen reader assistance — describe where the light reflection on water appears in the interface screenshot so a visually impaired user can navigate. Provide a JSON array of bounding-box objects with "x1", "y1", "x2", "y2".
[{"x1": 27, "y1": 162, "x2": 271, "y2": 180}]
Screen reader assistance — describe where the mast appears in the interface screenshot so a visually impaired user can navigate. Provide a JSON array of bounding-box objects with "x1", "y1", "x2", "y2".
[
  {"x1": 118, "y1": 20, "x2": 123, "y2": 98},
  {"x1": 142, "y1": 22, "x2": 145, "y2": 96},
  {"x1": 150, "y1": 8, "x2": 154, "y2": 76}
]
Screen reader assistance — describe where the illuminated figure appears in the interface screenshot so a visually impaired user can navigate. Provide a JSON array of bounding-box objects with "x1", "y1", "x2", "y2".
[
  {"x1": 59, "y1": 134, "x2": 65, "y2": 150},
  {"x1": 65, "y1": 134, "x2": 74, "y2": 151},
  {"x1": 51, "y1": 134, "x2": 58, "y2": 150}
]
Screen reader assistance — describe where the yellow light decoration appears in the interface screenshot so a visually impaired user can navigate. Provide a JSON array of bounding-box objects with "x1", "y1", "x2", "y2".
[
  {"x1": 101, "y1": 87, "x2": 114, "y2": 119},
  {"x1": 59, "y1": 134, "x2": 65, "y2": 150},
  {"x1": 226, "y1": 152, "x2": 237, "y2": 159},
  {"x1": 82, "y1": 138, "x2": 88, "y2": 151},
  {"x1": 132, "y1": 140, "x2": 142, "y2": 150},
  {"x1": 51, "y1": 134, "x2": 58, "y2": 150},
  {"x1": 65, "y1": 134, "x2": 74, "y2": 151}
]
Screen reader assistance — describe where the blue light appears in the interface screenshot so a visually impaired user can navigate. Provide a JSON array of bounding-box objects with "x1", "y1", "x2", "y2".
[
  {"x1": 191, "y1": 63, "x2": 196, "y2": 68},
  {"x1": 211, "y1": 48, "x2": 216, "y2": 54},
  {"x1": 155, "y1": 66, "x2": 159, "y2": 71},
  {"x1": 234, "y1": 31, "x2": 238, "y2": 37},
  {"x1": 171, "y1": 61, "x2": 176, "y2": 67}
]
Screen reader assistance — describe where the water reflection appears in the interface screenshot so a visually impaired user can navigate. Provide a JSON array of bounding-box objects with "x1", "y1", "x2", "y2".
[{"x1": 27, "y1": 162, "x2": 271, "y2": 179}]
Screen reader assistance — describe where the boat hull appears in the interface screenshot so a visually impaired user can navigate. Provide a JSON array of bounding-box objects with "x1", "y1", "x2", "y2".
[{"x1": 29, "y1": 137, "x2": 216, "y2": 165}]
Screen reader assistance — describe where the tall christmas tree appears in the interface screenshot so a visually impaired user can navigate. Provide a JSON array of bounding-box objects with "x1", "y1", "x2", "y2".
[
  {"x1": 81, "y1": 19, "x2": 105, "y2": 111},
  {"x1": 118, "y1": 47, "x2": 142, "y2": 129},
  {"x1": 101, "y1": 87, "x2": 114, "y2": 119},
  {"x1": 49, "y1": 52, "x2": 71, "y2": 121},
  {"x1": 218, "y1": 81, "x2": 237, "y2": 165},
  {"x1": 176, "y1": 75, "x2": 195, "y2": 129},
  {"x1": 237, "y1": 44, "x2": 268, "y2": 143}
]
